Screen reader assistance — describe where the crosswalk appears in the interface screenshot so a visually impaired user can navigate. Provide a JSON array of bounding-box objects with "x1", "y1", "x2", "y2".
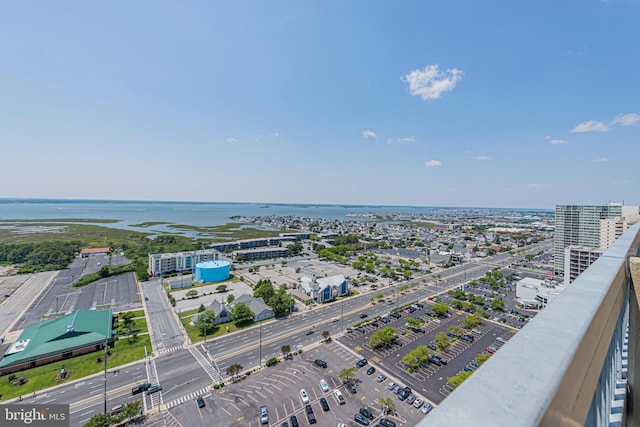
[
  {"x1": 165, "y1": 388, "x2": 210, "y2": 409},
  {"x1": 188, "y1": 346, "x2": 223, "y2": 383},
  {"x1": 155, "y1": 345, "x2": 183, "y2": 356}
]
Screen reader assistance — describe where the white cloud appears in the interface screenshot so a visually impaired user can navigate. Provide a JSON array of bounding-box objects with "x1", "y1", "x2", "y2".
[
  {"x1": 424, "y1": 160, "x2": 442, "y2": 167},
  {"x1": 592, "y1": 157, "x2": 608, "y2": 163},
  {"x1": 387, "y1": 138, "x2": 393, "y2": 144},
  {"x1": 226, "y1": 138, "x2": 237, "y2": 144},
  {"x1": 272, "y1": 132, "x2": 281, "y2": 137},
  {"x1": 550, "y1": 139, "x2": 569, "y2": 145},
  {"x1": 362, "y1": 130, "x2": 377, "y2": 139},
  {"x1": 611, "y1": 113, "x2": 640, "y2": 126},
  {"x1": 571, "y1": 120, "x2": 609, "y2": 133},
  {"x1": 476, "y1": 156, "x2": 491, "y2": 161},
  {"x1": 398, "y1": 136, "x2": 416, "y2": 143},
  {"x1": 402, "y1": 64, "x2": 463, "y2": 100},
  {"x1": 544, "y1": 135, "x2": 552, "y2": 140}
]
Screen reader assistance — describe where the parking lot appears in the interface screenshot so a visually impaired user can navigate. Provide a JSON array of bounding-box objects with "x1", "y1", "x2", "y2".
[
  {"x1": 9, "y1": 254, "x2": 141, "y2": 332},
  {"x1": 339, "y1": 300, "x2": 516, "y2": 405},
  {"x1": 168, "y1": 341, "x2": 427, "y2": 426}
]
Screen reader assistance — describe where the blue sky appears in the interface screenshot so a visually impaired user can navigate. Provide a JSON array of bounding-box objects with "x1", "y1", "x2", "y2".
[{"x1": 0, "y1": 1, "x2": 638, "y2": 209}]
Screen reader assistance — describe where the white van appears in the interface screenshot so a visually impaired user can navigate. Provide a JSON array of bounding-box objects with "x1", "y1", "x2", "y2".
[{"x1": 333, "y1": 389, "x2": 345, "y2": 405}]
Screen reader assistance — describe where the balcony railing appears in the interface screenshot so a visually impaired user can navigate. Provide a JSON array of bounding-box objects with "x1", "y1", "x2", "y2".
[{"x1": 421, "y1": 223, "x2": 640, "y2": 427}]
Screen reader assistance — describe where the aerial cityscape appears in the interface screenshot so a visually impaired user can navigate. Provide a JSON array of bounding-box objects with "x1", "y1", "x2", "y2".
[{"x1": 1, "y1": 1, "x2": 639, "y2": 427}]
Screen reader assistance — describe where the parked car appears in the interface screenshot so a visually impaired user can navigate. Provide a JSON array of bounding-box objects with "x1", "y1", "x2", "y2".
[
  {"x1": 356, "y1": 327, "x2": 365, "y2": 333},
  {"x1": 428, "y1": 343, "x2": 438, "y2": 351},
  {"x1": 333, "y1": 389, "x2": 346, "y2": 405},
  {"x1": 421, "y1": 403, "x2": 433, "y2": 414},
  {"x1": 360, "y1": 313, "x2": 368, "y2": 318},
  {"x1": 355, "y1": 358, "x2": 368, "y2": 368},
  {"x1": 314, "y1": 359, "x2": 327, "y2": 368},
  {"x1": 260, "y1": 406, "x2": 269, "y2": 424},
  {"x1": 196, "y1": 396, "x2": 205, "y2": 408},
  {"x1": 305, "y1": 329, "x2": 314, "y2": 335},
  {"x1": 376, "y1": 374, "x2": 387, "y2": 383},
  {"x1": 281, "y1": 422, "x2": 289, "y2": 427},
  {"x1": 379, "y1": 418, "x2": 397, "y2": 427},
  {"x1": 305, "y1": 405, "x2": 316, "y2": 424},
  {"x1": 320, "y1": 379, "x2": 329, "y2": 392},
  {"x1": 354, "y1": 413, "x2": 370, "y2": 426},
  {"x1": 416, "y1": 303, "x2": 425, "y2": 308},
  {"x1": 359, "y1": 407, "x2": 374, "y2": 420},
  {"x1": 433, "y1": 355, "x2": 448, "y2": 365},
  {"x1": 381, "y1": 317, "x2": 390, "y2": 323},
  {"x1": 289, "y1": 415, "x2": 299, "y2": 427},
  {"x1": 387, "y1": 381, "x2": 397, "y2": 390},
  {"x1": 428, "y1": 356, "x2": 442, "y2": 366},
  {"x1": 413, "y1": 398, "x2": 423, "y2": 408},
  {"x1": 300, "y1": 389, "x2": 309, "y2": 404},
  {"x1": 371, "y1": 321, "x2": 379, "y2": 327},
  {"x1": 406, "y1": 394, "x2": 416, "y2": 405},
  {"x1": 366, "y1": 366, "x2": 376, "y2": 375},
  {"x1": 346, "y1": 381, "x2": 357, "y2": 394},
  {"x1": 486, "y1": 346, "x2": 496, "y2": 354},
  {"x1": 320, "y1": 397, "x2": 330, "y2": 411}
]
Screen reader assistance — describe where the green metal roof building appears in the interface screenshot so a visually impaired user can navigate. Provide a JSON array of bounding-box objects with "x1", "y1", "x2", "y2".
[{"x1": 0, "y1": 309, "x2": 114, "y2": 374}]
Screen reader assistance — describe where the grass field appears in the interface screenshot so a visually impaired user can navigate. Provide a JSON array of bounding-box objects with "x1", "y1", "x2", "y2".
[{"x1": 179, "y1": 310, "x2": 268, "y2": 344}]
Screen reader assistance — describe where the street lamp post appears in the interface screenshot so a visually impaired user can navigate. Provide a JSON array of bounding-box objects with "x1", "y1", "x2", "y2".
[
  {"x1": 259, "y1": 322, "x2": 263, "y2": 367},
  {"x1": 103, "y1": 340, "x2": 109, "y2": 414},
  {"x1": 55, "y1": 297, "x2": 59, "y2": 319}
]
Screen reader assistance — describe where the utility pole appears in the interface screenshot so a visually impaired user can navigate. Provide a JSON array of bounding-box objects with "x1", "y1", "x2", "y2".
[{"x1": 55, "y1": 297, "x2": 59, "y2": 318}]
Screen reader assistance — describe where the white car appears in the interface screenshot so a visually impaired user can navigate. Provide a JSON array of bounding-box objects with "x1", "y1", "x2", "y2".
[
  {"x1": 421, "y1": 403, "x2": 433, "y2": 414},
  {"x1": 320, "y1": 379, "x2": 329, "y2": 392},
  {"x1": 300, "y1": 389, "x2": 309, "y2": 404},
  {"x1": 413, "y1": 398, "x2": 423, "y2": 408}
]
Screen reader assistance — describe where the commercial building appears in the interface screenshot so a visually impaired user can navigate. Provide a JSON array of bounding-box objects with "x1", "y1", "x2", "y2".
[
  {"x1": 0, "y1": 309, "x2": 114, "y2": 375},
  {"x1": 298, "y1": 274, "x2": 348, "y2": 303},
  {"x1": 148, "y1": 249, "x2": 220, "y2": 276},
  {"x1": 515, "y1": 277, "x2": 563, "y2": 310},
  {"x1": 235, "y1": 247, "x2": 289, "y2": 261},
  {"x1": 80, "y1": 247, "x2": 111, "y2": 257},
  {"x1": 563, "y1": 246, "x2": 605, "y2": 285},
  {"x1": 553, "y1": 203, "x2": 624, "y2": 274}
]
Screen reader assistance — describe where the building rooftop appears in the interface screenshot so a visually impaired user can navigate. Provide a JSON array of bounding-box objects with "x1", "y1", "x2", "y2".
[{"x1": 0, "y1": 309, "x2": 113, "y2": 370}]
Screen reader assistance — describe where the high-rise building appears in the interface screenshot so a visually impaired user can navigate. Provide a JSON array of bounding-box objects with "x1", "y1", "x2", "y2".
[
  {"x1": 553, "y1": 203, "x2": 623, "y2": 274},
  {"x1": 600, "y1": 217, "x2": 633, "y2": 250}
]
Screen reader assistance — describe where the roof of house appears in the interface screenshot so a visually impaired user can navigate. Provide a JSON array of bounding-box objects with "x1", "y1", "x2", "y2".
[
  {"x1": 231, "y1": 294, "x2": 274, "y2": 316},
  {"x1": 316, "y1": 274, "x2": 346, "y2": 288},
  {"x1": 0, "y1": 309, "x2": 113, "y2": 369}
]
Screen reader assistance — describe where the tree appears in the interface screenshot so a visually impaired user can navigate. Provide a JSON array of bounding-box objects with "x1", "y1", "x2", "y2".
[
  {"x1": 338, "y1": 367, "x2": 357, "y2": 383},
  {"x1": 448, "y1": 325, "x2": 464, "y2": 336},
  {"x1": 198, "y1": 304, "x2": 206, "y2": 313},
  {"x1": 123, "y1": 400, "x2": 142, "y2": 420},
  {"x1": 368, "y1": 327, "x2": 397, "y2": 349},
  {"x1": 84, "y1": 413, "x2": 111, "y2": 427},
  {"x1": 227, "y1": 293, "x2": 235, "y2": 304},
  {"x1": 491, "y1": 299, "x2": 506, "y2": 311},
  {"x1": 432, "y1": 302, "x2": 450, "y2": 317},
  {"x1": 226, "y1": 363, "x2": 244, "y2": 382},
  {"x1": 186, "y1": 289, "x2": 198, "y2": 298},
  {"x1": 281, "y1": 344, "x2": 291, "y2": 359},
  {"x1": 448, "y1": 370, "x2": 473, "y2": 388},
  {"x1": 231, "y1": 302, "x2": 254, "y2": 325},
  {"x1": 197, "y1": 310, "x2": 216, "y2": 336},
  {"x1": 378, "y1": 397, "x2": 396, "y2": 416},
  {"x1": 268, "y1": 285, "x2": 294, "y2": 317},
  {"x1": 322, "y1": 330, "x2": 331, "y2": 342},
  {"x1": 121, "y1": 311, "x2": 136, "y2": 342},
  {"x1": 475, "y1": 352, "x2": 490, "y2": 364},
  {"x1": 253, "y1": 279, "x2": 275, "y2": 302},
  {"x1": 462, "y1": 313, "x2": 483, "y2": 329},
  {"x1": 435, "y1": 332, "x2": 451, "y2": 350},
  {"x1": 405, "y1": 317, "x2": 423, "y2": 328},
  {"x1": 401, "y1": 345, "x2": 431, "y2": 369}
]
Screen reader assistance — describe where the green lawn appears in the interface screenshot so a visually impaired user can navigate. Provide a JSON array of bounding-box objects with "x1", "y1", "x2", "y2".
[
  {"x1": 179, "y1": 311, "x2": 266, "y2": 344},
  {"x1": 0, "y1": 334, "x2": 151, "y2": 401}
]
